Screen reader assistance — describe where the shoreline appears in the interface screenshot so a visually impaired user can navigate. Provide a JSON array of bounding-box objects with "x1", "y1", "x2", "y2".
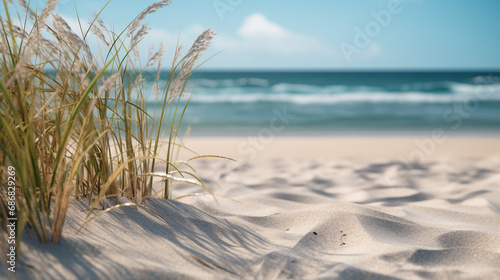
[
  {"x1": 181, "y1": 136, "x2": 500, "y2": 161},
  {"x1": 187, "y1": 131, "x2": 500, "y2": 138}
]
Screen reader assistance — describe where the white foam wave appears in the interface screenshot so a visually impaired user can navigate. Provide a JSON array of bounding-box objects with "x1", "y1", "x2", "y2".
[
  {"x1": 192, "y1": 91, "x2": 500, "y2": 105},
  {"x1": 192, "y1": 79, "x2": 500, "y2": 95}
]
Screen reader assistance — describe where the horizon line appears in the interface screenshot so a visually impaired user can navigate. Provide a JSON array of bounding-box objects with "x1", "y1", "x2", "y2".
[{"x1": 196, "y1": 68, "x2": 500, "y2": 72}]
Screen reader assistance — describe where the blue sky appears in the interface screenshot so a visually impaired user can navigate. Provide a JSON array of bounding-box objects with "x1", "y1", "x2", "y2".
[{"x1": 8, "y1": 0, "x2": 500, "y2": 70}]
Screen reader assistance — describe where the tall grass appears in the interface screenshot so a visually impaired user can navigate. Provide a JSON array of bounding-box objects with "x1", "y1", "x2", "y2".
[{"x1": 0, "y1": 0, "x2": 216, "y2": 250}]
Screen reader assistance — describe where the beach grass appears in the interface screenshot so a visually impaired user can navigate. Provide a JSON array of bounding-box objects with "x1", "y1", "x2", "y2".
[{"x1": 0, "y1": 0, "x2": 216, "y2": 251}]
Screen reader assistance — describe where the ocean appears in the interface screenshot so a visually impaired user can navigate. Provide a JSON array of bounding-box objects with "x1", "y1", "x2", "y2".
[{"x1": 148, "y1": 71, "x2": 500, "y2": 136}]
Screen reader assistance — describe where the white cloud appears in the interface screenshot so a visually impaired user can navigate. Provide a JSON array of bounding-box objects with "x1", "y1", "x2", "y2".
[
  {"x1": 146, "y1": 28, "x2": 176, "y2": 45},
  {"x1": 238, "y1": 13, "x2": 287, "y2": 38},
  {"x1": 216, "y1": 13, "x2": 335, "y2": 56}
]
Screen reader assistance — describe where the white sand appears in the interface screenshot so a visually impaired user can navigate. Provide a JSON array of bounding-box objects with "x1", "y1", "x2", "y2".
[{"x1": 11, "y1": 137, "x2": 500, "y2": 279}]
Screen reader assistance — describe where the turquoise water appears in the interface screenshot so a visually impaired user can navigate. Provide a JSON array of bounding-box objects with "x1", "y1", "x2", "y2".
[{"x1": 147, "y1": 71, "x2": 500, "y2": 136}]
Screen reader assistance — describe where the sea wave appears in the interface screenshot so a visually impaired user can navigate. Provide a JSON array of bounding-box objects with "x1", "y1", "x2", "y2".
[
  {"x1": 194, "y1": 78, "x2": 269, "y2": 88},
  {"x1": 401, "y1": 81, "x2": 500, "y2": 94},
  {"x1": 190, "y1": 90, "x2": 500, "y2": 105},
  {"x1": 143, "y1": 78, "x2": 500, "y2": 104},
  {"x1": 190, "y1": 79, "x2": 500, "y2": 94}
]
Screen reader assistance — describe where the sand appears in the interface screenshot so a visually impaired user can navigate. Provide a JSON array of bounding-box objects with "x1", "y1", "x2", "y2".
[{"x1": 8, "y1": 137, "x2": 500, "y2": 279}]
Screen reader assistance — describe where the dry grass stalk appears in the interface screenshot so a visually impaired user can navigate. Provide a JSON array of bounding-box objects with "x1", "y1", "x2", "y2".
[{"x1": 0, "y1": 0, "x2": 219, "y2": 250}]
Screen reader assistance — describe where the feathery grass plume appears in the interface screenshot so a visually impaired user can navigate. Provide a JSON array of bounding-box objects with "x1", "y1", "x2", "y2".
[
  {"x1": 17, "y1": 0, "x2": 37, "y2": 20},
  {"x1": 132, "y1": 46, "x2": 140, "y2": 64},
  {"x1": 52, "y1": 14, "x2": 84, "y2": 48},
  {"x1": 89, "y1": 13, "x2": 110, "y2": 46},
  {"x1": 170, "y1": 28, "x2": 215, "y2": 102},
  {"x1": 172, "y1": 43, "x2": 183, "y2": 67},
  {"x1": 131, "y1": 73, "x2": 144, "y2": 90},
  {"x1": 155, "y1": 28, "x2": 215, "y2": 199},
  {"x1": 39, "y1": 37, "x2": 58, "y2": 56},
  {"x1": 97, "y1": 72, "x2": 121, "y2": 97},
  {"x1": 148, "y1": 42, "x2": 164, "y2": 68},
  {"x1": 169, "y1": 60, "x2": 191, "y2": 102},
  {"x1": 127, "y1": 0, "x2": 171, "y2": 38},
  {"x1": 130, "y1": 23, "x2": 152, "y2": 63},
  {"x1": 38, "y1": 0, "x2": 60, "y2": 26},
  {"x1": 130, "y1": 23, "x2": 151, "y2": 48},
  {"x1": 10, "y1": 23, "x2": 28, "y2": 39},
  {"x1": 184, "y1": 28, "x2": 216, "y2": 60},
  {"x1": 52, "y1": 14, "x2": 95, "y2": 71},
  {"x1": 152, "y1": 43, "x2": 164, "y2": 99},
  {"x1": 7, "y1": 0, "x2": 58, "y2": 63}
]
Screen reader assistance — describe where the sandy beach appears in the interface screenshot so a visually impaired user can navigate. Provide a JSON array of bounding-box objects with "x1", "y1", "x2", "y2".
[
  {"x1": 10, "y1": 137, "x2": 500, "y2": 279},
  {"x1": 2, "y1": 0, "x2": 500, "y2": 279}
]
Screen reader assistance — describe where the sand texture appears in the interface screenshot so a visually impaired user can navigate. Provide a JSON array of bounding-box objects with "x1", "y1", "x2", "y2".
[{"x1": 9, "y1": 138, "x2": 500, "y2": 279}]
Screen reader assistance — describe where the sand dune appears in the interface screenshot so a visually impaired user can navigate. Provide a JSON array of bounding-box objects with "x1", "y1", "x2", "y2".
[{"x1": 11, "y1": 138, "x2": 500, "y2": 279}]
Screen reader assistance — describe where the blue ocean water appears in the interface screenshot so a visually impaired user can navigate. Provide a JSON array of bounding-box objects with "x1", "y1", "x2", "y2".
[{"x1": 149, "y1": 71, "x2": 500, "y2": 136}]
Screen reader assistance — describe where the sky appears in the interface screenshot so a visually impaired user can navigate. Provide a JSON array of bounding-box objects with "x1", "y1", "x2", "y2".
[{"x1": 6, "y1": 0, "x2": 500, "y2": 70}]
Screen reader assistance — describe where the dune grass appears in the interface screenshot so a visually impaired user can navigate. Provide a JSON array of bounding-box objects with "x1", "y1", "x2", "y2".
[{"x1": 0, "y1": 0, "x2": 217, "y2": 251}]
